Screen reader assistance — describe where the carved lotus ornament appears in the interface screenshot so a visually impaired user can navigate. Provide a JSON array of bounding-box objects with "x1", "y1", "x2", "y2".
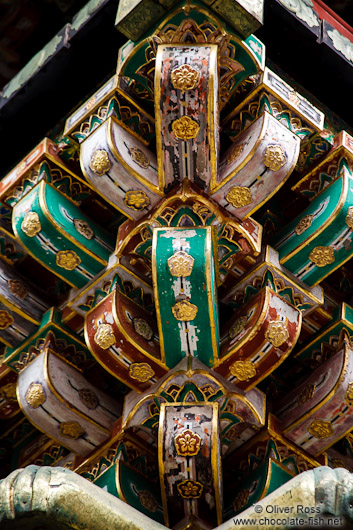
[
  {"x1": 171, "y1": 64, "x2": 200, "y2": 93},
  {"x1": 309, "y1": 246, "x2": 335, "y2": 267},
  {"x1": 167, "y1": 251, "x2": 194, "y2": 277},
  {"x1": 124, "y1": 190, "x2": 150, "y2": 210},
  {"x1": 133, "y1": 318, "x2": 153, "y2": 340},
  {"x1": 295, "y1": 214, "x2": 313, "y2": 235},
  {"x1": 265, "y1": 321, "x2": 289, "y2": 348},
  {"x1": 21, "y1": 211, "x2": 41, "y2": 237},
  {"x1": 94, "y1": 323, "x2": 116, "y2": 349},
  {"x1": 172, "y1": 116, "x2": 200, "y2": 140},
  {"x1": 174, "y1": 429, "x2": 201, "y2": 457},
  {"x1": 226, "y1": 186, "x2": 252, "y2": 208},
  {"x1": 56, "y1": 250, "x2": 81, "y2": 271},
  {"x1": 129, "y1": 147, "x2": 150, "y2": 169},
  {"x1": 89, "y1": 149, "x2": 111, "y2": 175},
  {"x1": 308, "y1": 419, "x2": 333, "y2": 439},
  {"x1": 59, "y1": 421, "x2": 85, "y2": 440},
  {"x1": 172, "y1": 300, "x2": 198, "y2": 321},
  {"x1": 25, "y1": 383, "x2": 46, "y2": 408},
  {"x1": 74, "y1": 219, "x2": 94, "y2": 240},
  {"x1": 263, "y1": 145, "x2": 287, "y2": 171},
  {"x1": 129, "y1": 362, "x2": 155, "y2": 382},
  {"x1": 230, "y1": 360, "x2": 256, "y2": 381},
  {"x1": 177, "y1": 479, "x2": 203, "y2": 499}
]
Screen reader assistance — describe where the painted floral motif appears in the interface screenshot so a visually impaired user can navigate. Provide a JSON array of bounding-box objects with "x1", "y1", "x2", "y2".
[
  {"x1": 263, "y1": 145, "x2": 287, "y2": 172},
  {"x1": 295, "y1": 214, "x2": 313, "y2": 235},
  {"x1": 124, "y1": 190, "x2": 150, "y2": 211},
  {"x1": 265, "y1": 321, "x2": 289, "y2": 348},
  {"x1": 133, "y1": 318, "x2": 153, "y2": 340},
  {"x1": 328, "y1": 28, "x2": 353, "y2": 64},
  {"x1": 0, "y1": 310, "x2": 13, "y2": 329},
  {"x1": 129, "y1": 147, "x2": 150, "y2": 169},
  {"x1": 21, "y1": 211, "x2": 41, "y2": 237},
  {"x1": 226, "y1": 186, "x2": 252, "y2": 208},
  {"x1": 129, "y1": 362, "x2": 155, "y2": 382},
  {"x1": 229, "y1": 316, "x2": 247, "y2": 339},
  {"x1": 89, "y1": 149, "x2": 111, "y2": 175},
  {"x1": 172, "y1": 116, "x2": 200, "y2": 140},
  {"x1": 94, "y1": 323, "x2": 116, "y2": 350},
  {"x1": 78, "y1": 388, "x2": 99, "y2": 410},
  {"x1": 308, "y1": 419, "x2": 333, "y2": 439},
  {"x1": 25, "y1": 383, "x2": 46, "y2": 408},
  {"x1": 174, "y1": 429, "x2": 201, "y2": 456},
  {"x1": 309, "y1": 246, "x2": 335, "y2": 267},
  {"x1": 74, "y1": 219, "x2": 94, "y2": 240},
  {"x1": 138, "y1": 490, "x2": 158, "y2": 512},
  {"x1": 59, "y1": 421, "x2": 85, "y2": 440},
  {"x1": 167, "y1": 251, "x2": 194, "y2": 277},
  {"x1": 177, "y1": 479, "x2": 203, "y2": 499},
  {"x1": 297, "y1": 383, "x2": 316, "y2": 405},
  {"x1": 232, "y1": 489, "x2": 250, "y2": 512},
  {"x1": 172, "y1": 300, "x2": 198, "y2": 321},
  {"x1": 56, "y1": 250, "x2": 81, "y2": 271},
  {"x1": 230, "y1": 360, "x2": 256, "y2": 381},
  {"x1": 171, "y1": 64, "x2": 200, "y2": 93},
  {"x1": 8, "y1": 279, "x2": 28, "y2": 300}
]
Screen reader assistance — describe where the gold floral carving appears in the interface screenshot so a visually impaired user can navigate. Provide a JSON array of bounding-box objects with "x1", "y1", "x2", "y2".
[
  {"x1": 171, "y1": 64, "x2": 200, "y2": 93},
  {"x1": 263, "y1": 145, "x2": 287, "y2": 171},
  {"x1": 167, "y1": 251, "x2": 194, "y2": 277},
  {"x1": 138, "y1": 490, "x2": 158, "y2": 512},
  {"x1": 74, "y1": 219, "x2": 94, "y2": 240},
  {"x1": 89, "y1": 149, "x2": 111, "y2": 175},
  {"x1": 295, "y1": 215, "x2": 313, "y2": 235},
  {"x1": 94, "y1": 323, "x2": 116, "y2": 350},
  {"x1": 124, "y1": 190, "x2": 150, "y2": 211},
  {"x1": 172, "y1": 300, "x2": 198, "y2": 321},
  {"x1": 21, "y1": 211, "x2": 41, "y2": 237},
  {"x1": 8, "y1": 279, "x2": 28, "y2": 300},
  {"x1": 1, "y1": 383, "x2": 17, "y2": 401},
  {"x1": 177, "y1": 479, "x2": 203, "y2": 499},
  {"x1": 346, "y1": 206, "x2": 353, "y2": 229},
  {"x1": 229, "y1": 316, "x2": 247, "y2": 339},
  {"x1": 0, "y1": 310, "x2": 13, "y2": 329},
  {"x1": 56, "y1": 250, "x2": 81, "y2": 271},
  {"x1": 129, "y1": 362, "x2": 155, "y2": 382},
  {"x1": 78, "y1": 388, "x2": 99, "y2": 410},
  {"x1": 308, "y1": 419, "x2": 333, "y2": 439},
  {"x1": 345, "y1": 382, "x2": 353, "y2": 407},
  {"x1": 230, "y1": 360, "x2": 256, "y2": 381},
  {"x1": 133, "y1": 318, "x2": 153, "y2": 340},
  {"x1": 232, "y1": 489, "x2": 250, "y2": 512},
  {"x1": 265, "y1": 321, "x2": 289, "y2": 348},
  {"x1": 59, "y1": 421, "x2": 85, "y2": 440},
  {"x1": 25, "y1": 383, "x2": 46, "y2": 408},
  {"x1": 172, "y1": 116, "x2": 200, "y2": 140},
  {"x1": 226, "y1": 186, "x2": 252, "y2": 208},
  {"x1": 309, "y1": 246, "x2": 335, "y2": 267},
  {"x1": 227, "y1": 144, "x2": 244, "y2": 165},
  {"x1": 297, "y1": 383, "x2": 316, "y2": 405},
  {"x1": 129, "y1": 147, "x2": 150, "y2": 169},
  {"x1": 174, "y1": 429, "x2": 202, "y2": 457}
]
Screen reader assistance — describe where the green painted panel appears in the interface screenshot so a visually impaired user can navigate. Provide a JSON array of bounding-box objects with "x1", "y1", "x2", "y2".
[{"x1": 153, "y1": 226, "x2": 219, "y2": 368}]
